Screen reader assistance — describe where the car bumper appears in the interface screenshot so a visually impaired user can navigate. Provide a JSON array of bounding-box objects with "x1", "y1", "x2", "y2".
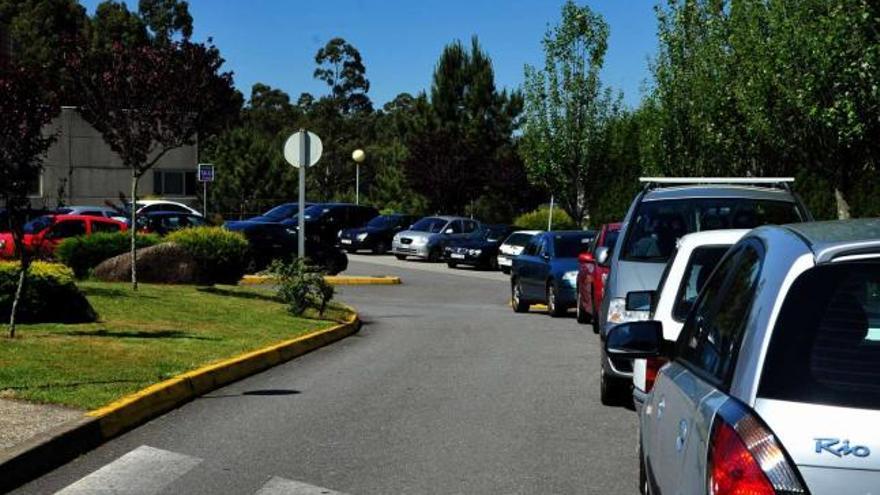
[
  {"x1": 497, "y1": 254, "x2": 514, "y2": 268},
  {"x1": 601, "y1": 335, "x2": 634, "y2": 380},
  {"x1": 445, "y1": 251, "x2": 489, "y2": 265},
  {"x1": 338, "y1": 238, "x2": 371, "y2": 250},
  {"x1": 392, "y1": 242, "x2": 430, "y2": 258},
  {"x1": 632, "y1": 387, "x2": 648, "y2": 415}
]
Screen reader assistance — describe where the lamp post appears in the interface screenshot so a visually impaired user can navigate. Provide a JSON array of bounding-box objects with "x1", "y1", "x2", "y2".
[{"x1": 352, "y1": 149, "x2": 366, "y2": 205}]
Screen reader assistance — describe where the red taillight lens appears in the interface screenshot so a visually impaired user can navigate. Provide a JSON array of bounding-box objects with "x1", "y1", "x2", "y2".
[
  {"x1": 645, "y1": 357, "x2": 667, "y2": 393},
  {"x1": 709, "y1": 420, "x2": 775, "y2": 495}
]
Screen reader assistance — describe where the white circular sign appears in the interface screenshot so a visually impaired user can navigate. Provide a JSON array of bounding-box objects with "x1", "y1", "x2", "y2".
[{"x1": 284, "y1": 131, "x2": 323, "y2": 168}]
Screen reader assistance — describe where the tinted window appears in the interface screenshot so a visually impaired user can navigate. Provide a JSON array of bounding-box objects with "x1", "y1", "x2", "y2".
[
  {"x1": 449, "y1": 220, "x2": 464, "y2": 234},
  {"x1": 263, "y1": 204, "x2": 298, "y2": 221},
  {"x1": 622, "y1": 199, "x2": 801, "y2": 262},
  {"x1": 47, "y1": 220, "x2": 87, "y2": 239},
  {"x1": 24, "y1": 216, "x2": 52, "y2": 234},
  {"x1": 91, "y1": 221, "x2": 122, "y2": 233},
  {"x1": 367, "y1": 215, "x2": 396, "y2": 228},
  {"x1": 302, "y1": 205, "x2": 332, "y2": 220},
  {"x1": 672, "y1": 246, "x2": 731, "y2": 322},
  {"x1": 677, "y1": 243, "x2": 762, "y2": 386},
  {"x1": 553, "y1": 233, "x2": 594, "y2": 258},
  {"x1": 523, "y1": 236, "x2": 542, "y2": 256},
  {"x1": 462, "y1": 220, "x2": 478, "y2": 234},
  {"x1": 759, "y1": 263, "x2": 880, "y2": 410},
  {"x1": 484, "y1": 225, "x2": 509, "y2": 241},
  {"x1": 504, "y1": 233, "x2": 533, "y2": 247},
  {"x1": 602, "y1": 230, "x2": 620, "y2": 249},
  {"x1": 411, "y1": 217, "x2": 447, "y2": 233}
]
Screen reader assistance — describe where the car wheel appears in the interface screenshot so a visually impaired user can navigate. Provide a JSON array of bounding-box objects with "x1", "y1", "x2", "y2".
[
  {"x1": 395, "y1": 254, "x2": 407, "y2": 261},
  {"x1": 547, "y1": 282, "x2": 565, "y2": 317},
  {"x1": 500, "y1": 266, "x2": 510, "y2": 275},
  {"x1": 427, "y1": 248, "x2": 440, "y2": 262},
  {"x1": 511, "y1": 279, "x2": 529, "y2": 313},
  {"x1": 373, "y1": 241, "x2": 388, "y2": 255},
  {"x1": 576, "y1": 288, "x2": 590, "y2": 324},
  {"x1": 447, "y1": 262, "x2": 457, "y2": 268},
  {"x1": 488, "y1": 256, "x2": 499, "y2": 271},
  {"x1": 600, "y1": 368, "x2": 627, "y2": 406}
]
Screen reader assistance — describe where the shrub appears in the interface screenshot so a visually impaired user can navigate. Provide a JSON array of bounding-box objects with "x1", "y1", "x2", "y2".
[
  {"x1": 0, "y1": 261, "x2": 97, "y2": 323},
  {"x1": 93, "y1": 243, "x2": 197, "y2": 284},
  {"x1": 167, "y1": 227, "x2": 249, "y2": 284},
  {"x1": 266, "y1": 258, "x2": 334, "y2": 316},
  {"x1": 513, "y1": 206, "x2": 577, "y2": 231},
  {"x1": 56, "y1": 232, "x2": 161, "y2": 279}
]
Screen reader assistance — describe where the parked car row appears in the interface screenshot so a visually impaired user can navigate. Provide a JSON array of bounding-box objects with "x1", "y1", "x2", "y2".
[{"x1": 502, "y1": 177, "x2": 880, "y2": 493}]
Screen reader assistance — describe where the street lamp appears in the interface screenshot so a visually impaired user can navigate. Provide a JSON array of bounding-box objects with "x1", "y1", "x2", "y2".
[{"x1": 352, "y1": 149, "x2": 366, "y2": 205}]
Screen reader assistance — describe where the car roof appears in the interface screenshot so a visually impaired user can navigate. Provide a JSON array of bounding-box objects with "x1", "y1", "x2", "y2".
[
  {"x1": 144, "y1": 211, "x2": 199, "y2": 217},
  {"x1": 780, "y1": 218, "x2": 880, "y2": 263},
  {"x1": 62, "y1": 205, "x2": 116, "y2": 211},
  {"x1": 52, "y1": 214, "x2": 121, "y2": 222},
  {"x1": 547, "y1": 230, "x2": 596, "y2": 237},
  {"x1": 641, "y1": 185, "x2": 797, "y2": 203},
  {"x1": 676, "y1": 229, "x2": 749, "y2": 249},
  {"x1": 421, "y1": 215, "x2": 468, "y2": 221}
]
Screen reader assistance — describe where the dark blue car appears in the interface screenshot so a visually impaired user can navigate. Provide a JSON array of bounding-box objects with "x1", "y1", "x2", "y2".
[{"x1": 510, "y1": 230, "x2": 596, "y2": 317}]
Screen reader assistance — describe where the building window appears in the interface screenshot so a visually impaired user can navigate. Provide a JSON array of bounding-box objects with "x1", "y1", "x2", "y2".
[
  {"x1": 27, "y1": 170, "x2": 42, "y2": 197},
  {"x1": 153, "y1": 170, "x2": 196, "y2": 197}
]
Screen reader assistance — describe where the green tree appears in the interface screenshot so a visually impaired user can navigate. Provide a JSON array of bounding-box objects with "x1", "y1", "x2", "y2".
[{"x1": 521, "y1": 1, "x2": 622, "y2": 226}]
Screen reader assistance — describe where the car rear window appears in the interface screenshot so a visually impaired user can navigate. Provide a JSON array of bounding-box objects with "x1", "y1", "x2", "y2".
[
  {"x1": 504, "y1": 233, "x2": 533, "y2": 247},
  {"x1": 601, "y1": 230, "x2": 619, "y2": 249},
  {"x1": 621, "y1": 198, "x2": 801, "y2": 262},
  {"x1": 759, "y1": 263, "x2": 880, "y2": 410},
  {"x1": 554, "y1": 233, "x2": 594, "y2": 258}
]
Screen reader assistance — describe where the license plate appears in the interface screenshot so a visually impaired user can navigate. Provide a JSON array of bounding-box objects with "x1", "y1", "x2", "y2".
[
  {"x1": 451, "y1": 253, "x2": 465, "y2": 259},
  {"x1": 340, "y1": 239, "x2": 352, "y2": 244}
]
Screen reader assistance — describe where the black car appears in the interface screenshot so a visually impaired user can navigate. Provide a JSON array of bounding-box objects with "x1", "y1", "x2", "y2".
[
  {"x1": 337, "y1": 213, "x2": 418, "y2": 254},
  {"x1": 296, "y1": 203, "x2": 379, "y2": 245},
  {"x1": 444, "y1": 224, "x2": 516, "y2": 270},
  {"x1": 137, "y1": 211, "x2": 207, "y2": 235},
  {"x1": 241, "y1": 226, "x2": 348, "y2": 275},
  {"x1": 225, "y1": 202, "x2": 315, "y2": 231}
]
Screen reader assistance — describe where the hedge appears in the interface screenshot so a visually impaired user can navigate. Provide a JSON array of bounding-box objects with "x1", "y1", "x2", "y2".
[
  {"x1": 514, "y1": 206, "x2": 577, "y2": 231},
  {"x1": 55, "y1": 232, "x2": 161, "y2": 279},
  {"x1": 0, "y1": 261, "x2": 97, "y2": 323},
  {"x1": 167, "y1": 227, "x2": 249, "y2": 284}
]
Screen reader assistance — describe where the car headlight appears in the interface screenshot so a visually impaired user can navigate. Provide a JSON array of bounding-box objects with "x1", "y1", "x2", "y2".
[
  {"x1": 285, "y1": 228, "x2": 296, "y2": 235},
  {"x1": 411, "y1": 236, "x2": 427, "y2": 246},
  {"x1": 606, "y1": 297, "x2": 650, "y2": 325},
  {"x1": 357, "y1": 232, "x2": 368, "y2": 241},
  {"x1": 393, "y1": 234, "x2": 401, "y2": 243},
  {"x1": 468, "y1": 248, "x2": 482, "y2": 256},
  {"x1": 337, "y1": 230, "x2": 343, "y2": 238},
  {"x1": 562, "y1": 270, "x2": 578, "y2": 287}
]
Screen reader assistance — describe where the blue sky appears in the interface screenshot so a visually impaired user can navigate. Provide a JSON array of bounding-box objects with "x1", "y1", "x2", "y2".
[{"x1": 79, "y1": 1, "x2": 660, "y2": 108}]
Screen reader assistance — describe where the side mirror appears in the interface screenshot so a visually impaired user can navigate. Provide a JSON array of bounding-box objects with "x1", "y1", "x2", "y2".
[
  {"x1": 626, "y1": 290, "x2": 655, "y2": 312},
  {"x1": 578, "y1": 252, "x2": 595, "y2": 264},
  {"x1": 541, "y1": 252, "x2": 551, "y2": 261},
  {"x1": 605, "y1": 320, "x2": 663, "y2": 359},
  {"x1": 445, "y1": 228, "x2": 454, "y2": 235},
  {"x1": 595, "y1": 246, "x2": 610, "y2": 266}
]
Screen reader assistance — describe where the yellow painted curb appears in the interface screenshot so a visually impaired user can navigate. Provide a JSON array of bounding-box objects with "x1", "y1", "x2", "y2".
[
  {"x1": 86, "y1": 309, "x2": 360, "y2": 438},
  {"x1": 508, "y1": 299, "x2": 548, "y2": 312},
  {"x1": 241, "y1": 274, "x2": 401, "y2": 286}
]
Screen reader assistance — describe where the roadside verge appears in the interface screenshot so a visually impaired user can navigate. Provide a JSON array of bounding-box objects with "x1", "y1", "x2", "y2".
[
  {"x1": 0, "y1": 309, "x2": 360, "y2": 493},
  {"x1": 241, "y1": 274, "x2": 401, "y2": 286}
]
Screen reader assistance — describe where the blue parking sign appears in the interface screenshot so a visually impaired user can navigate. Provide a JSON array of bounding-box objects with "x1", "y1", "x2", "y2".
[{"x1": 198, "y1": 163, "x2": 214, "y2": 182}]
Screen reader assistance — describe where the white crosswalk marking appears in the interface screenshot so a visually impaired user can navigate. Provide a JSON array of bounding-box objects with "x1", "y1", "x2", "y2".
[
  {"x1": 54, "y1": 445, "x2": 202, "y2": 495},
  {"x1": 254, "y1": 476, "x2": 348, "y2": 495}
]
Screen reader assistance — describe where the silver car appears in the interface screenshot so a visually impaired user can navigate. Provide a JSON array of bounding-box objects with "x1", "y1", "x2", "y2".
[
  {"x1": 607, "y1": 219, "x2": 880, "y2": 494},
  {"x1": 392, "y1": 216, "x2": 481, "y2": 261},
  {"x1": 598, "y1": 177, "x2": 812, "y2": 405}
]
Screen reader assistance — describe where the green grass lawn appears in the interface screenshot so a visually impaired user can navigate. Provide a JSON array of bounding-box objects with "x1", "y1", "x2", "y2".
[{"x1": 0, "y1": 282, "x2": 350, "y2": 410}]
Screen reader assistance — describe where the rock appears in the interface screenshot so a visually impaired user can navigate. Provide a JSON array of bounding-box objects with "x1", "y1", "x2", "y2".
[{"x1": 94, "y1": 243, "x2": 198, "y2": 284}]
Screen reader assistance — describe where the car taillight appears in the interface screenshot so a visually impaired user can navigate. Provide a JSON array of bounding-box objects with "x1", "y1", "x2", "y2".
[
  {"x1": 709, "y1": 402, "x2": 807, "y2": 495},
  {"x1": 645, "y1": 357, "x2": 666, "y2": 393}
]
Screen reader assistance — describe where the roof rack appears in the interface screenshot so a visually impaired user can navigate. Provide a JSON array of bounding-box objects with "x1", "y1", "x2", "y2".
[{"x1": 639, "y1": 177, "x2": 795, "y2": 192}]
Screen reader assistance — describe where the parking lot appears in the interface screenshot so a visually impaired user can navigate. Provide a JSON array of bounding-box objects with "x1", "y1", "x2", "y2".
[{"x1": 14, "y1": 256, "x2": 639, "y2": 494}]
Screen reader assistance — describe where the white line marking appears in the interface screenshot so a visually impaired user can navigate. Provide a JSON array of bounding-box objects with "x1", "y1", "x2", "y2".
[
  {"x1": 55, "y1": 445, "x2": 202, "y2": 495},
  {"x1": 254, "y1": 476, "x2": 348, "y2": 495}
]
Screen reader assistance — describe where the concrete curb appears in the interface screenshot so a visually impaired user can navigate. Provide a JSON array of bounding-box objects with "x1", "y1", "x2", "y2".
[
  {"x1": 0, "y1": 310, "x2": 360, "y2": 493},
  {"x1": 241, "y1": 274, "x2": 401, "y2": 286}
]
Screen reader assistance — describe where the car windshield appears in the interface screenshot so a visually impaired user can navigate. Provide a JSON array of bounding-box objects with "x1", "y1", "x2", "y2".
[
  {"x1": 411, "y1": 217, "x2": 447, "y2": 233},
  {"x1": 262, "y1": 204, "x2": 298, "y2": 221},
  {"x1": 759, "y1": 262, "x2": 880, "y2": 410},
  {"x1": 554, "y1": 233, "x2": 594, "y2": 258},
  {"x1": 367, "y1": 215, "x2": 397, "y2": 229},
  {"x1": 672, "y1": 245, "x2": 731, "y2": 321},
  {"x1": 303, "y1": 205, "x2": 332, "y2": 220},
  {"x1": 504, "y1": 233, "x2": 533, "y2": 247},
  {"x1": 24, "y1": 216, "x2": 52, "y2": 234},
  {"x1": 483, "y1": 226, "x2": 508, "y2": 241},
  {"x1": 622, "y1": 198, "x2": 802, "y2": 262}
]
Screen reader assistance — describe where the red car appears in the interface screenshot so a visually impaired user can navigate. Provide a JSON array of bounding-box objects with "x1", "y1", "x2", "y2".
[
  {"x1": 0, "y1": 214, "x2": 127, "y2": 259},
  {"x1": 575, "y1": 222, "x2": 621, "y2": 333}
]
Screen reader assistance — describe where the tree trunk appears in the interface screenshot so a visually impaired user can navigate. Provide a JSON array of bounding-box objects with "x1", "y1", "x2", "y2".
[
  {"x1": 130, "y1": 172, "x2": 139, "y2": 291},
  {"x1": 8, "y1": 260, "x2": 27, "y2": 338},
  {"x1": 834, "y1": 187, "x2": 851, "y2": 220}
]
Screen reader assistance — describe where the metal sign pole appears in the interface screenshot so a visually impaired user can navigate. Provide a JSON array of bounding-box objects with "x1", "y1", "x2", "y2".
[
  {"x1": 548, "y1": 195, "x2": 554, "y2": 231},
  {"x1": 298, "y1": 130, "x2": 309, "y2": 259},
  {"x1": 203, "y1": 182, "x2": 207, "y2": 217},
  {"x1": 356, "y1": 165, "x2": 359, "y2": 205}
]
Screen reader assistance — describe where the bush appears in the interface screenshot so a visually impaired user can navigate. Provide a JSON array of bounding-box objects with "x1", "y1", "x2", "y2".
[
  {"x1": 266, "y1": 258, "x2": 334, "y2": 316},
  {"x1": 514, "y1": 206, "x2": 577, "y2": 231},
  {"x1": 56, "y1": 232, "x2": 161, "y2": 279},
  {"x1": 0, "y1": 261, "x2": 97, "y2": 323},
  {"x1": 167, "y1": 227, "x2": 249, "y2": 284},
  {"x1": 93, "y1": 243, "x2": 197, "y2": 284}
]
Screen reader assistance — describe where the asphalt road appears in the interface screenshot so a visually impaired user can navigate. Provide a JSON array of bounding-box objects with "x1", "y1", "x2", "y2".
[{"x1": 14, "y1": 255, "x2": 638, "y2": 495}]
